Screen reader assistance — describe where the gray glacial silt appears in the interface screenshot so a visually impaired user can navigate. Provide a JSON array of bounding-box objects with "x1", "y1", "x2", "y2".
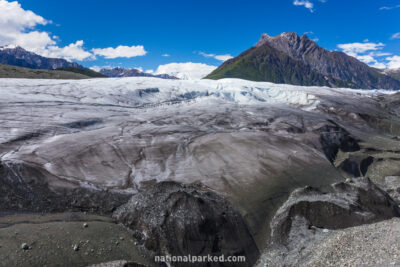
[{"x1": 1, "y1": 77, "x2": 400, "y2": 249}]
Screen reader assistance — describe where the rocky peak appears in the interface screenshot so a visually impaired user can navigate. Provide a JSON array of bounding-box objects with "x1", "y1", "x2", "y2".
[
  {"x1": 255, "y1": 32, "x2": 318, "y2": 59},
  {"x1": 280, "y1": 31, "x2": 300, "y2": 40},
  {"x1": 256, "y1": 33, "x2": 271, "y2": 47}
]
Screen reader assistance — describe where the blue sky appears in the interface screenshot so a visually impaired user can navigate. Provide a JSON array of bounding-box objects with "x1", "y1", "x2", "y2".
[{"x1": 1, "y1": 0, "x2": 399, "y2": 77}]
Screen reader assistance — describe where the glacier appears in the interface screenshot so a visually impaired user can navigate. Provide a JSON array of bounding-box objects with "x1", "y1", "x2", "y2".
[{"x1": 0, "y1": 77, "x2": 399, "y2": 249}]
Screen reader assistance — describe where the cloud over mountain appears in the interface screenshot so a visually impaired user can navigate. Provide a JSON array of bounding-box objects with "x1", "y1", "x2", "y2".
[
  {"x1": 0, "y1": 0, "x2": 146, "y2": 61},
  {"x1": 154, "y1": 62, "x2": 217, "y2": 80},
  {"x1": 338, "y1": 41, "x2": 399, "y2": 69}
]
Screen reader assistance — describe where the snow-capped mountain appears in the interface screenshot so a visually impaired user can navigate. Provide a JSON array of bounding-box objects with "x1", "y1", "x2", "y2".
[{"x1": 99, "y1": 67, "x2": 178, "y2": 79}]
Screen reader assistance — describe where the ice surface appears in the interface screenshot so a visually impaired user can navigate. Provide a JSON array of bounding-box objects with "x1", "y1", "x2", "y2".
[{"x1": 0, "y1": 77, "x2": 392, "y2": 111}]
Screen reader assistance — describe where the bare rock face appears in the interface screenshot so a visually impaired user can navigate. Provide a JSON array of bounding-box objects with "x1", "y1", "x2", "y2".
[
  {"x1": 270, "y1": 177, "x2": 400, "y2": 245},
  {"x1": 317, "y1": 123, "x2": 360, "y2": 163},
  {"x1": 113, "y1": 181, "x2": 259, "y2": 267}
]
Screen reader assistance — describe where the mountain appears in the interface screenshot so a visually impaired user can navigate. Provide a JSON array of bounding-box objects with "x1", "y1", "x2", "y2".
[
  {"x1": 206, "y1": 32, "x2": 400, "y2": 90},
  {"x1": 0, "y1": 46, "x2": 82, "y2": 70},
  {"x1": 206, "y1": 41, "x2": 348, "y2": 87},
  {"x1": 385, "y1": 68, "x2": 400, "y2": 81},
  {"x1": 0, "y1": 63, "x2": 91, "y2": 79},
  {"x1": 100, "y1": 67, "x2": 178, "y2": 79}
]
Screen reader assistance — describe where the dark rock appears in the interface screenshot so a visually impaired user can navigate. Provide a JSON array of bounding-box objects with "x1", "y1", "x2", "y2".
[
  {"x1": 317, "y1": 124, "x2": 360, "y2": 163},
  {"x1": 21, "y1": 243, "x2": 29, "y2": 250},
  {"x1": 270, "y1": 177, "x2": 400, "y2": 245},
  {"x1": 0, "y1": 161, "x2": 130, "y2": 214},
  {"x1": 113, "y1": 181, "x2": 259, "y2": 267}
]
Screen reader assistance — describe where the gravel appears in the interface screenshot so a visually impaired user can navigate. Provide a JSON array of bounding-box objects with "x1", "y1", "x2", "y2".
[
  {"x1": 258, "y1": 218, "x2": 400, "y2": 266},
  {"x1": 305, "y1": 218, "x2": 400, "y2": 266}
]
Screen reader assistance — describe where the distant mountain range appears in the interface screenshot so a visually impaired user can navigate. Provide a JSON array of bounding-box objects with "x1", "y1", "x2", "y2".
[
  {"x1": 0, "y1": 46, "x2": 177, "y2": 80},
  {"x1": 99, "y1": 67, "x2": 178, "y2": 79},
  {"x1": 0, "y1": 46, "x2": 82, "y2": 70},
  {"x1": 206, "y1": 32, "x2": 400, "y2": 90}
]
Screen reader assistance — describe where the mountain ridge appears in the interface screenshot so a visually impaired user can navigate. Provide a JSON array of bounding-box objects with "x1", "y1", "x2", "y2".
[
  {"x1": 206, "y1": 32, "x2": 400, "y2": 90},
  {"x1": 99, "y1": 67, "x2": 178, "y2": 79},
  {"x1": 0, "y1": 46, "x2": 82, "y2": 70}
]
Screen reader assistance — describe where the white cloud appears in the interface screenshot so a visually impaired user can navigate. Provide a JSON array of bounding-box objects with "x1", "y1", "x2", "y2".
[
  {"x1": 337, "y1": 41, "x2": 400, "y2": 70},
  {"x1": 293, "y1": 0, "x2": 314, "y2": 12},
  {"x1": 0, "y1": 0, "x2": 49, "y2": 32},
  {"x1": 375, "y1": 52, "x2": 392, "y2": 57},
  {"x1": 92, "y1": 45, "x2": 147, "y2": 59},
  {"x1": 370, "y1": 62, "x2": 387, "y2": 69},
  {"x1": 199, "y1": 52, "x2": 233, "y2": 62},
  {"x1": 337, "y1": 42, "x2": 385, "y2": 57},
  {"x1": 387, "y1": 56, "x2": 400, "y2": 69},
  {"x1": 390, "y1": 33, "x2": 400, "y2": 40},
  {"x1": 90, "y1": 66, "x2": 102, "y2": 72},
  {"x1": 337, "y1": 42, "x2": 391, "y2": 69},
  {"x1": 162, "y1": 54, "x2": 170, "y2": 57},
  {"x1": 154, "y1": 62, "x2": 217, "y2": 80},
  {"x1": 40, "y1": 40, "x2": 93, "y2": 61},
  {"x1": 0, "y1": 0, "x2": 52, "y2": 51},
  {"x1": 0, "y1": 0, "x2": 94, "y2": 61},
  {"x1": 0, "y1": 1, "x2": 147, "y2": 62},
  {"x1": 355, "y1": 55, "x2": 376, "y2": 64},
  {"x1": 90, "y1": 65, "x2": 114, "y2": 72},
  {"x1": 380, "y1": 5, "x2": 400, "y2": 10}
]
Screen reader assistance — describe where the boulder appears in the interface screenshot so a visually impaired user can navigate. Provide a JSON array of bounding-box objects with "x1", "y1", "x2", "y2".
[{"x1": 113, "y1": 182, "x2": 259, "y2": 267}]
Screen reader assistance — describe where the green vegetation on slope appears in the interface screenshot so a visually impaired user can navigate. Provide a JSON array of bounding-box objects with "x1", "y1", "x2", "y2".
[
  {"x1": 205, "y1": 44, "x2": 351, "y2": 88},
  {"x1": 387, "y1": 72, "x2": 400, "y2": 81},
  {"x1": 0, "y1": 63, "x2": 90, "y2": 79},
  {"x1": 56, "y1": 67, "x2": 107, "y2": 78}
]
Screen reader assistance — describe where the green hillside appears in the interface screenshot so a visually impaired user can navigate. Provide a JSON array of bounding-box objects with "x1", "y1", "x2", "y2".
[
  {"x1": 205, "y1": 44, "x2": 349, "y2": 87},
  {"x1": 56, "y1": 67, "x2": 107, "y2": 78},
  {"x1": 0, "y1": 64, "x2": 91, "y2": 79}
]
